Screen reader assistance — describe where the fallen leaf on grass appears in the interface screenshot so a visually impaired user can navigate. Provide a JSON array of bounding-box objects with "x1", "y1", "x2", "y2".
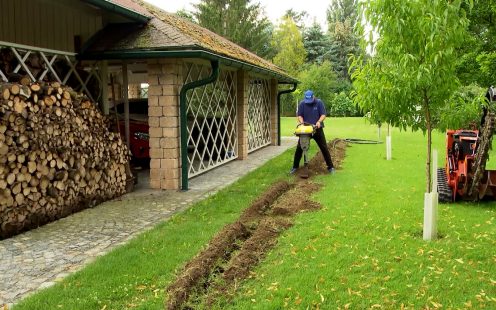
[
  {"x1": 347, "y1": 288, "x2": 363, "y2": 297},
  {"x1": 430, "y1": 301, "x2": 443, "y2": 308},
  {"x1": 295, "y1": 296, "x2": 303, "y2": 305},
  {"x1": 267, "y1": 282, "x2": 279, "y2": 291},
  {"x1": 454, "y1": 258, "x2": 464, "y2": 264},
  {"x1": 153, "y1": 289, "x2": 160, "y2": 298},
  {"x1": 136, "y1": 285, "x2": 147, "y2": 291}
]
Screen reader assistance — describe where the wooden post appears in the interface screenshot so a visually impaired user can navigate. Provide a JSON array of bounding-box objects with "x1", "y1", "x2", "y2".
[
  {"x1": 99, "y1": 61, "x2": 109, "y2": 115},
  {"x1": 236, "y1": 70, "x2": 248, "y2": 160},
  {"x1": 122, "y1": 61, "x2": 130, "y2": 148},
  {"x1": 270, "y1": 79, "x2": 278, "y2": 146}
]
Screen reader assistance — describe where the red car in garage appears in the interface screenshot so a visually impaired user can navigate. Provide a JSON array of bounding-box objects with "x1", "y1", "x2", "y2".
[{"x1": 115, "y1": 99, "x2": 150, "y2": 166}]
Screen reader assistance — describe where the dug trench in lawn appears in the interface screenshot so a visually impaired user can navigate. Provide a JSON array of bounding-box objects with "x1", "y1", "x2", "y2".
[{"x1": 165, "y1": 139, "x2": 348, "y2": 309}]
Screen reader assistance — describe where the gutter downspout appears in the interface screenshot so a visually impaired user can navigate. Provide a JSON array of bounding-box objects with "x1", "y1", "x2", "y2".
[
  {"x1": 277, "y1": 83, "x2": 297, "y2": 146},
  {"x1": 179, "y1": 60, "x2": 220, "y2": 191}
]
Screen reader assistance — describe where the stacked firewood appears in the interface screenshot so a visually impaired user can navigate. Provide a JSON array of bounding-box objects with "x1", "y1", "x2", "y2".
[{"x1": 0, "y1": 81, "x2": 131, "y2": 238}]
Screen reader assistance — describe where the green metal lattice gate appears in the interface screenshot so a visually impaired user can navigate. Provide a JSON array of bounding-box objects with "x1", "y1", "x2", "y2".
[
  {"x1": 248, "y1": 77, "x2": 271, "y2": 152},
  {"x1": 184, "y1": 62, "x2": 238, "y2": 177}
]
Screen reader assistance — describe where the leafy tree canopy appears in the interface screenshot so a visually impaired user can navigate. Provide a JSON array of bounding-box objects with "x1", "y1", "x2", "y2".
[
  {"x1": 327, "y1": 0, "x2": 359, "y2": 29},
  {"x1": 456, "y1": 0, "x2": 496, "y2": 86},
  {"x1": 326, "y1": 0, "x2": 361, "y2": 80},
  {"x1": 283, "y1": 9, "x2": 308, "y2": 30},
  {"x1": 297, "y1": 60, "x2": 338, "y2": 107},
  {"x1": 351, "y1": 0, "x2": 469, "y2": 192},
  {"x1": 193, "y1": 0, "x2": 274, "y2": 57},
  {"x1": 271, "y1": 16, "x2": 307, "y2": 76},
  {"x1": 303, "y1": 22, "x2": 332, "y2": 64}
]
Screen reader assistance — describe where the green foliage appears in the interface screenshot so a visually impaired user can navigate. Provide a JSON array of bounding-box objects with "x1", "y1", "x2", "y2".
[
  {"x1": 352, "y1": 0, "x2": 469, "y2": 130},
  {"x1": 283, "y1": 9, "x2": 308, "y2": 30},
  {"x1": 326, "y1": 0, "x2": 361, "y2": 80},
  {"x1": 332, "y1": 73, "x2": 353, "y2": 94},
  {"x1": 477, "y1": 52, "x2": 496, "y2": 84},
  {"x1": 463, "y1": 0, "x2": 496, "y2": 51},
  {"x1": 176, "y1": 9, "x2": 194, "y2": 21},
  {"x1": 457, "y1": 50, "x2": 487, "y2": 86},
  {"x1": 297, "y1": 61, "x2": 337, "y2": 109},
  {"x1": 456, "y1": 0, "x2": 495, "y2": 86},
  {"x1": 437, "y1": 84, "x2": 487, "y2": 131},
  {"x1": 326, "y1": 0, "x2": 359, "y2": 28},
  {"x1": 351, "y1": 0, "x2": 469, "y2": 192},
  {"x1": 272, "y1": 16, "x2": 307, "y2": 76},
  {"x1": 329, "y1": 91, "x2": 360, "y2": 117},
  {"x1": 303, "y1": 22, "x2": 332, "y2": 64},
  {"x1": 271, "y1": 16, "x2": 306, "y2": 116},
  {"x1": 193, "y1": 0, "x2": 273, "y2": 58}
]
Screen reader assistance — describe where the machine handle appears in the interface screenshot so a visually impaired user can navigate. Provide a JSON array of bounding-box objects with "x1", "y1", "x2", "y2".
[{"x1": 296, "y1": 122, "x2": 316, "y2": 128}]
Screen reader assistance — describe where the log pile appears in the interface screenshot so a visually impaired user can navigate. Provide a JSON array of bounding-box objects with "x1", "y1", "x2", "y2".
[{"x1": 0, "y1": 81, "x2": 131, "y2": 239}]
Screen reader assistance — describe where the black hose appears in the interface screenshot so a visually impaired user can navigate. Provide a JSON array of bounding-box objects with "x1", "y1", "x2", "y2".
[{"x1": 343, "y1": 138, "x2": 383, "y2": 144}]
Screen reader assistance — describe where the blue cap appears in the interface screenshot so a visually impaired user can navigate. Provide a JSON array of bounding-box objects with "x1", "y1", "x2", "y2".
[{"x1": 304, "y1": 90, "x2": 314, "y2": 104}]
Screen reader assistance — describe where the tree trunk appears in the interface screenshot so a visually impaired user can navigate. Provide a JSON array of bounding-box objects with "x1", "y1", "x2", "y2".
[{"x1": 424, "y1": 90, "x2": 432, "y2": 193}]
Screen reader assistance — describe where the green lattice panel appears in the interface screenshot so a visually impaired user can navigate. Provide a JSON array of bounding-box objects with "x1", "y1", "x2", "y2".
[
  {"x1": 183, "y1": 63, "x2": 238, "y2": 177},
  {"x1": 247, "y1": 78, "x2": 271, "y2": 152}
]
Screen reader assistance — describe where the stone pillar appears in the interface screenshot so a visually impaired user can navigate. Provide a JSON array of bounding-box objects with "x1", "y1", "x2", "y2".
[
  {"x1": 270, "y1": 78, "x2": 279, "y2": 146},
  {"x1": 236, "y1": 70, "x2": 249, "y2": 159},
  {"x1": 147, "y1": 59, "x2": 182, "y2": 190}
]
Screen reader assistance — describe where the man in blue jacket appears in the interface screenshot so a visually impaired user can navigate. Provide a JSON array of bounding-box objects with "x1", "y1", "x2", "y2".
[{"x1": 290, "y1": 90, "x2": 335, "y2": 174}]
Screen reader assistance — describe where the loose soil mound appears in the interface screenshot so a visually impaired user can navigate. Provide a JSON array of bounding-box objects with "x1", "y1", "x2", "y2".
[{"x1": 165, "y1": 139, "x2": 348, "y2": 309}]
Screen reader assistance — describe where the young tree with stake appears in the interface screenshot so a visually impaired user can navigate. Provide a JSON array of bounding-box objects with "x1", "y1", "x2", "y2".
[{"x1": 351, "y1": 0, "x2": 470, "y2": 194}]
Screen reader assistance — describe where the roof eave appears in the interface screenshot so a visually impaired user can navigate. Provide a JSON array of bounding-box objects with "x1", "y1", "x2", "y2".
[
  {"x1": 82, "y1": 0, "x2": 151, "y2": 23},
  {"x1": 79, "y1": 48, "x2": 298, "y2": 83}
]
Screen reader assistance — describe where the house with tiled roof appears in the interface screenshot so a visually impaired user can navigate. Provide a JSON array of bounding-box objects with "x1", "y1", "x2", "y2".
[{"x1": 0, "y1": 0, "x2": 297, "y2": 191}]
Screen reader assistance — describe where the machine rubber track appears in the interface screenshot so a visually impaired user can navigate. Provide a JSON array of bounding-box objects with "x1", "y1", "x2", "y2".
[
  {"x1": 437, "y1": 168, "x2": 453, "y2": 203},
  {"x1": 468, "y1": 112, "x2": 496, "y2": 197}
]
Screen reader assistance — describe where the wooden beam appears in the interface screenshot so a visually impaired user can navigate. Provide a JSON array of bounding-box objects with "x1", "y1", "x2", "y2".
[
  {"x1": 122, "y1": 61, "x2": 130, "y2": 148},
  {"x1": 99, "y1": 60, "x2": 109, "y2": 115}
]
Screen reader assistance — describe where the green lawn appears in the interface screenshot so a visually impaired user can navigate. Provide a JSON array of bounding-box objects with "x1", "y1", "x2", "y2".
[{"x1": 14, "y1": 117, "x2": 496, "y2": 309}]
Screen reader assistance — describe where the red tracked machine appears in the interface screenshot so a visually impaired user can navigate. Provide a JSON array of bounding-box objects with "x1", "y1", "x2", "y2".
[{"x1": 438, "y1": 87, "x2": 496, "y2": 202}]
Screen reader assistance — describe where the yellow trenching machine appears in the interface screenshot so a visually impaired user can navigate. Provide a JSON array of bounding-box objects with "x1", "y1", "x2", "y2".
[{"x1": 294, "y1": 123, "x2": 316, "y2": 178}]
